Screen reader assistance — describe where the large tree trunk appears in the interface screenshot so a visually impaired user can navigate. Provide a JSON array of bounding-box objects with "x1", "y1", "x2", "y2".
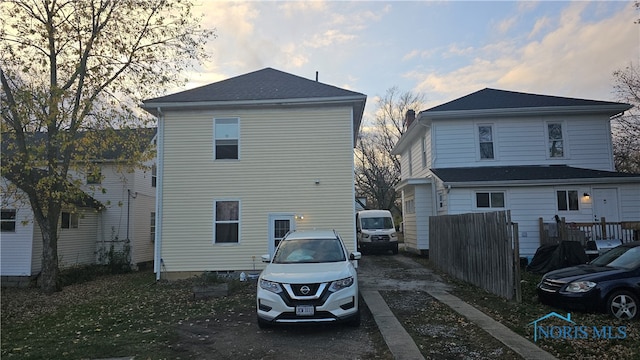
[{"x1": 35, "y1": 208, "x2": 62, "y2": 294}]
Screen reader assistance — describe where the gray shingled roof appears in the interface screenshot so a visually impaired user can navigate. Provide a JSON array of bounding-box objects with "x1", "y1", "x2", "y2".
[
  {"x1": 431, "y1": 165, "x2": 640, "y2": 185},
  {"x1": 143, "y1": 68, "x2": 366, "y2": 145},
  {"x1": 144, "y1": 67, "x2": 365, "y2": 103},
  {"x1": 425, "y1": 88, "x2": 630, "y2": 113}
]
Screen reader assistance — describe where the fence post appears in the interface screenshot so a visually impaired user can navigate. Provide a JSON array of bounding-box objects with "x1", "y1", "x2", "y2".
[
  {"x1": 600, "y1": 217, "x2": 607, "y2": 239},
  {"x1": 559, "y1": 217, "x2": 567, "y2": 241}
]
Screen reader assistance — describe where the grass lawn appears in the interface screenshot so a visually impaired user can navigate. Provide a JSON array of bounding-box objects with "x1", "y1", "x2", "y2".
[{"x1": 1, "y1": 271, "x2": 253, "y2": 359}]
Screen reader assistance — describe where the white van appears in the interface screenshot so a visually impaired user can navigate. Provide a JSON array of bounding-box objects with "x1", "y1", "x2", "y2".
[{"x1": 355, "y1": 210, "x2": 398, "y2": 254}]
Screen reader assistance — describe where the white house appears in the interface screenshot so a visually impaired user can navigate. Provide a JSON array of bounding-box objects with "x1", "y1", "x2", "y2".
[
  {"x1": 391, "y1": 88, "x2": 640, "y2": 258},
  {"x1": 142, "y1": 67, "x2": 366, "y2": 280},
  {"x1": 0, "y1": 129, "x2": 157, "y2": 285}
]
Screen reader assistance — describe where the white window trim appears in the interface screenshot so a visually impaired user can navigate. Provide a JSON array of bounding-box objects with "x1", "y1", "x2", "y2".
[
  {"x1": 1, "y1": 208, "x2": 17, "y2": 232},
  {"x1": 213, "y1": 117, "x2": 240, "y2": 161},
  {"x1": 213, "y1": 199, "x2": 241, "y2": 245},
  {"x1": 544, "y1": 121, "x2": 568, "y2": 159},
  {"x1": 475, "y1": 123, "x2": 496, "y2": 161},
  {"x1": 556, "y1": 189, "x2": 580, "y2": 212},
  {"x1": 474, "y1": 190, "x2": 506, "y2": 209}
]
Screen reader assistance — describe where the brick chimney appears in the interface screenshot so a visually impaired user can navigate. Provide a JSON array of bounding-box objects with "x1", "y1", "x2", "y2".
[{"x1": 404, "y1": 109, "x2": 416, "y2": 128}]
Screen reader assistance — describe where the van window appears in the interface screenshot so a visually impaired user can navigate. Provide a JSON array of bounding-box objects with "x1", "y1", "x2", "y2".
[{"x1": 361, "y1": 217, "x2": 393, "y2": 230}]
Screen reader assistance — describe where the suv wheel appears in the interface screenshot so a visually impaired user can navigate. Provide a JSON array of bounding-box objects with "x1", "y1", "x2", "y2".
[
  {"x1": 346, "y1": 309, "x2": 361, "y2": 327},
  {"x1": 257, "y1": 316, "x2": 272, "y2": 329}
]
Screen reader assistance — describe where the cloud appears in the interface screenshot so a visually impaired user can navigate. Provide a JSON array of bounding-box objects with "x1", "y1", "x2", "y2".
[
  {"x1": 411, "y1": 2, "x2": 638, "y2": 104},
  {"x1": 305, "y1": 29, "x2": 357, "y2": 49}
]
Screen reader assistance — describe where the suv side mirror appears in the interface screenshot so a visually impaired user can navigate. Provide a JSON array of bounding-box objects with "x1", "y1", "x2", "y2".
[
  {"x1": 261, "y1": 254, "x2": 271, "y2": 263},
  {"x1": 350, "y1": 252, "x2": 362, "y2": 261}
]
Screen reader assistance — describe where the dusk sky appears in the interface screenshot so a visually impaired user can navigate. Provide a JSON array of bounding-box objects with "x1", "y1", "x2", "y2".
[{"x1": 182, "y1": 1, "x2": 638, "y2": 122}]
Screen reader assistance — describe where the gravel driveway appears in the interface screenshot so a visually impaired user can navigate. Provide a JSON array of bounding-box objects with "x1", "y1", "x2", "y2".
[{"x1": 172, "y1": 253, "x2": 520, "y2": 359}]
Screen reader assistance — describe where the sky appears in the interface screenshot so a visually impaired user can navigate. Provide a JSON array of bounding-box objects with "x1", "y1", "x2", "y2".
[{"x1": 182, "y1": 1, "x2": 639, "y2": 123}]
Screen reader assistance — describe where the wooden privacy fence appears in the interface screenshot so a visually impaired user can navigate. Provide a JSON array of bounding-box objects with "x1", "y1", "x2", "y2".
[{"x1": 429, "y1": 210, "x2": 521, "y2": 302}]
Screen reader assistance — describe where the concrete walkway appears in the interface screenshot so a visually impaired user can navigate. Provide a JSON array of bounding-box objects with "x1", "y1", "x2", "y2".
[{"x1": 359, "y1": 254, "x2": 557, "y2": 360}]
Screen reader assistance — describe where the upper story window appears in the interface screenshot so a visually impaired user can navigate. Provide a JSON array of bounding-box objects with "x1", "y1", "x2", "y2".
[
  {"x1": 151, "y1": 164, "x2": 157, "y2": 187},
  {"x1": 547, "y1": 122, "x2": 564, "y2": 158},
  {"x1": 557, "y1": 190, "x2": 578, "y2": 211},
  {"x1": 86, "y1": 168, "x2": 102, "y2": 184},
  {"x1": 421, "y1": 136, "x2": 427, "y2": 168},
  {"x1": 478, "y1": 125, "x2": 494, "y2": 160},
  {"x1": 214, "y1": 118, "x2": 239, "y2": 160},
  {"x1": 61, "y1": 211, "x2": 79, "y2": 229},
  {"x1": 214, "y1": 200, "x2": 240, "y2": 243},
  {"x1": 476, "y1": 192, "x2": 505, "y2": 208},
  {"x1": 1, "y1": 209, "x2": 16, "y2": 232}
]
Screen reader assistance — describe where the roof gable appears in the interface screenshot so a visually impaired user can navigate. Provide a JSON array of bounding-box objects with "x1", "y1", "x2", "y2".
[
  {"x1": 144, "y1": 67, "x2": 365, "y2": 103},
  {"x1": 143, "y1": 68, "x2": 366, "y2": 146},
  {"x1": 426, "y1": 88, "x2": 628, "y2": 113}
]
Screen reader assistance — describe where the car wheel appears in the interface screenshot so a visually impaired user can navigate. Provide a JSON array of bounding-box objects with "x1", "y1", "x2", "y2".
[
  {"x1": 257, "y1": 315, "x2": 272, "y2": 329},
  {"x1": 607, "y1": 290, "x2": 638, "y2": 320}
]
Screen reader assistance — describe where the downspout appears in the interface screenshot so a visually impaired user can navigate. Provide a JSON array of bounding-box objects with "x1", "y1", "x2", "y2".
[{"x1": 154, "y1": 107, "x2": 165, "y2": 280}]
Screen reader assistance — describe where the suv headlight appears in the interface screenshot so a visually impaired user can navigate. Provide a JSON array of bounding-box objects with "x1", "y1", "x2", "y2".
[
  {"x1": 328, "y1": 277, "x2": 354, "y2": 292},
  {"x1": 564, "y1": 281, "x2": 596, "y2": 293},
  {"x1": 259, "y1": 279, "x2": 283, "y2": 294}
]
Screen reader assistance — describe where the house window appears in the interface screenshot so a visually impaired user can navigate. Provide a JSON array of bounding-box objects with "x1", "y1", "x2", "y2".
[
  {"x1": 150, "y1": 212, "x2": 156, "y2": 242},
  {"x1": 404, "y1": 199, "x2": 415, "y2": 214},
  {"x1": 61, "y1": 212, "x2": 79, "y2": 229},
  {"x1": 1, "y1": 209, "x2": 16, "y2": 232},
  {"x1": 421, "y1": 136, "x2": 427, "y2": 168},
  {"x1": 557, "y1": 190, "x2": 579, "y2": 211},
  {"x1": 214, "y1": 118, "x2": 239, "y2": 160},
  {"x1": 214, "y1": 200, "x2": 239, "y2": 243},
  {"x1": 547, "y1": 123, "x2": 564, "y2": 158},
  {"x1": 86, "y1": 168, "x2": 102, "y2": 184},
  {"x1": 151, "y1": 164, "x2": 157, "y2": 187},
  {"x1": 476, "y1": 192, "x2": 505, "y2": 208},
  {"x1": 478, "y1": 125, "x2": 494, "y2": 159}
]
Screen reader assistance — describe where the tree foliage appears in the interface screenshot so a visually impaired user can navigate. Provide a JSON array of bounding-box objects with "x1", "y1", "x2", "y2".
[
  {"x1": 355, "y1": 87, "x2": 426, "y2": 214},
  {"x1": 612, "y1": 64, "x2": 640, "y2": 174},
  {"x1": 0, "y1": 0, "x2": 214, "y2": 293}
]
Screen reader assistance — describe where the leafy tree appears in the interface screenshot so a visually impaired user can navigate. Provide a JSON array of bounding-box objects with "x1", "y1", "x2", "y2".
[
  {"x1": 1, "y1": 0, "x2": 214, "y2": 293},
  {"x1": 611, "y1": 65, "x2": 640, "y2": 173},
  {"x1": 355, "y1": 87, "x2": 426, "y2": 214}
]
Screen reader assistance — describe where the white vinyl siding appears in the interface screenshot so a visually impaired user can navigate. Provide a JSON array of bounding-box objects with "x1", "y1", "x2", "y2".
[
  {"x1": 0, "y1": 206, "x2": 34, "y2": 276},
  {"x1": 159, "y1": 106, "x2": 356, "y2": 272},
  {"x1": 432, "y1": 115, "x2": 615, "y2": 170}
]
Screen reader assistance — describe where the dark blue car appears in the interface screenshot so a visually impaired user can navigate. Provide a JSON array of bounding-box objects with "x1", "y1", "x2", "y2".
[{"x1": 537, "y1": 241, "x2": 640, "y2": 320}]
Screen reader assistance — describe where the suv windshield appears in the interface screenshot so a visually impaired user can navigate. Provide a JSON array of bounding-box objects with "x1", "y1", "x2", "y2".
[
  {"x1": 361, "y1": 217, "x2": 393, "y2": 230},
  {"x1": 591, "y1": 246, "x2": 640, "y2": 270},
  {"x1": 273, "y1": 238, "x2": 346, "y2": 264}
]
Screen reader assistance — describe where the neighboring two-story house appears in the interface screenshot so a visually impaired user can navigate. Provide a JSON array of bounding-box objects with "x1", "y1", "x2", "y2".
[
  {"x1": 1, "y1": 129, "x2": 156, "y2": 285},
  {"x1": 391, "y1": 88, "x2": 640, "y2": 258},
  {"x1": 142, "y1": 67, "x2": 366, "y2": 280}
]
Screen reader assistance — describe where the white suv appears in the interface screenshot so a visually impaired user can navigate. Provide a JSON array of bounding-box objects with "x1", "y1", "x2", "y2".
[{"x1": 256, "y1": 229, "x2": 362, "y2": 328}]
